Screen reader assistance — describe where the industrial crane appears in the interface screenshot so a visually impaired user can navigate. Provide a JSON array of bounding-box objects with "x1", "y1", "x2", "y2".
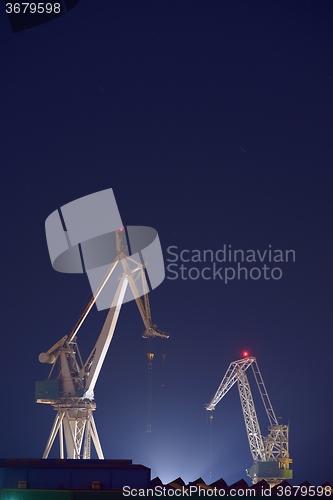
[
  {"x1": 35, "y1": 228, "x2": 168, "y2": 460},
  {"x1": 206, "y1": 355, "x2": 292, "y2": 487}
]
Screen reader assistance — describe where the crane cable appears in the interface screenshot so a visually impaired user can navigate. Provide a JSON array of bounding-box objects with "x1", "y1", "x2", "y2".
[
  {"x1": 161, "y1": 337, "x2": 166, "y2": 387},
  {"x1": 147, "y1": 336, "x2": 154, "y2": 433},
  {"x1": 147, "y1": 337, "x2": 167, "y2": 433},
  {"x1": 209, "y1": 413, "x2": 213, "y2": 478}
]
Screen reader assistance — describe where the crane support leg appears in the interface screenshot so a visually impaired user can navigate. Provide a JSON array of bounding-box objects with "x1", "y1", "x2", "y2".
[
  {"x1": 43, "y1": 411, "x2": 65, "y2": 459},
  {"x1": 90, "y1": 414, "x2": 104, "y2": 459},
  {"x1": 59, "y1": 420, "x2": 64, "y2": 459},
  {"x1": 43, "y1": 407, "x2": 103, "y2": 459}
]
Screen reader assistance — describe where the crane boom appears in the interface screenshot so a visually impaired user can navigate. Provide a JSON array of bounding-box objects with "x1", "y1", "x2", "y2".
[
  {"x1": 237, "y1": 369, "x2": 265, "y2": 462},
  {"x1": 67, "y1": 260, "x2": 119, "y2": 344},
  {"x1": 81, "y1": 275, "x2": 129, "y2": 399},
  {"x1": 205, "y1": 357, "x2": 255, "y2": 411}
]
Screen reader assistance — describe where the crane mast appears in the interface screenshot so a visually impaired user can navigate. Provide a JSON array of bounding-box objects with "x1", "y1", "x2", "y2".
[
  {"x1": 206, "y1": 356, "x2": 292, "y2": 487},
  {"x1": 36, "y1": 229, "x2": 168, "y2": 460}
]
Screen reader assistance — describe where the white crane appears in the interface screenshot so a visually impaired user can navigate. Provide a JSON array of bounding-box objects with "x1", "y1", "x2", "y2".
[
  {"x1": 206, "y1": 355, "x2": 292, "y2": 486},
  {"x1": 36, "y1": 229, "x2": 168, "y2": 460}
]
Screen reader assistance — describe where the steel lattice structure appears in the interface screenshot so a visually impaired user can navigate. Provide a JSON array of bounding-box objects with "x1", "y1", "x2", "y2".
[{"x1": 206, "y1": 356, "x2": 292, "y2": 486}]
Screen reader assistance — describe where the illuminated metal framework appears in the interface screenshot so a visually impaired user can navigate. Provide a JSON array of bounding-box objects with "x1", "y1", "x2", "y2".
[
  {"x1": 36, "y1": 229, "x2": 168, "y2": 460},
  {"x1": 206, "y1": 356, "x2": 292, "y2": 486}
]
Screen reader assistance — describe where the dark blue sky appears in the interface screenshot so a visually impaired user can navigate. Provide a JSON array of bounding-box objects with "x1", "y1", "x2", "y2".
[{"x1": 0, "y1": 0, "x2": 332, "y2": 487}]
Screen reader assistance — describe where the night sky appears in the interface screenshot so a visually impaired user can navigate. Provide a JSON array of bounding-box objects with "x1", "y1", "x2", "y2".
[{"x1": 1, "y1": 0, "x2": 333, "y2": 487}]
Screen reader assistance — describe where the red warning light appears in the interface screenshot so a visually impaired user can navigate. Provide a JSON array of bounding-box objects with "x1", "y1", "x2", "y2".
[{"x1": 243, "y1": 351, "x2": 249, "y2": 358}]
